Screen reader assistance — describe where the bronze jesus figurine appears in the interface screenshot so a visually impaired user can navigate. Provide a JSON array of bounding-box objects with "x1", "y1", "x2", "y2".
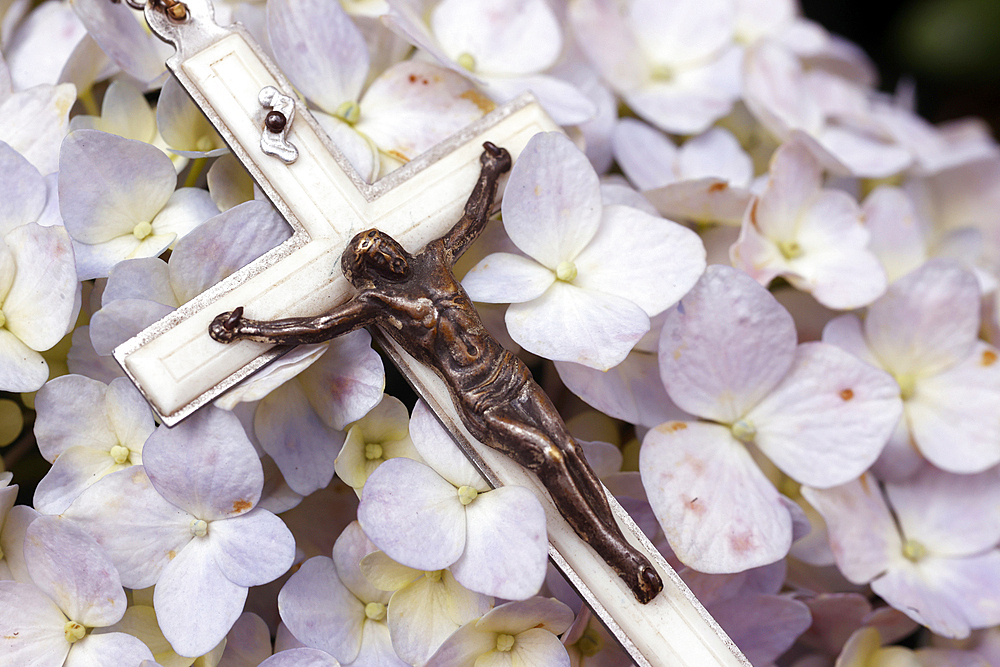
[{"x1": 210, "y1": 142, "x2": 663, "y2": 604}]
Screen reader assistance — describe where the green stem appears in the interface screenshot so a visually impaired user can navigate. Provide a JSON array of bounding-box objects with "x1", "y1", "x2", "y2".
[
  {"x1": 80, "y1": 87, "x2": 100, "y2": 117},
  {"x1": 184, "y1": 157, "x2": 207, "y2": 188}
]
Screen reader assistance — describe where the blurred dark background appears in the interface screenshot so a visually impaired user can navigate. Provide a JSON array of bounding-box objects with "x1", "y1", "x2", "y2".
[{"x1": 802, "y1": 0, "x2": 1000, "y2": 134}]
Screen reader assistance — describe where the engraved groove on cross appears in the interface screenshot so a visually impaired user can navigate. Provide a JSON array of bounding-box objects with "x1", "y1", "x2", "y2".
[{"x1": 113, "y1": 2, "x2": 754, "y2": 666}]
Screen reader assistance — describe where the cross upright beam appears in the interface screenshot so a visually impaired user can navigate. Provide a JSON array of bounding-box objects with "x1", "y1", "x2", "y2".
[{"x1": 112, "y1": 2, "x2": 753, "y2": 666}]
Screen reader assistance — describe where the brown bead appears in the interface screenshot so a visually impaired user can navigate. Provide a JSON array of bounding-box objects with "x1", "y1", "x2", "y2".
[{"x1": 265, "y1": 111, "x2": 286, "y2": 133}]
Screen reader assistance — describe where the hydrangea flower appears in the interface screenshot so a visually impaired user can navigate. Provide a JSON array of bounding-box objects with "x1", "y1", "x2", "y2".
[
  {"x1": 33, "y1": 374, "x2": 155, "y2": 514},
  {"x1": 641, "y1": 265, "x2": 901, "y2": 572},
  {"x1": 279, "y1": 522, "x2": 408, "y2": 667},
  {"x1": 58, "y1": 130, "x2": 218, "y2": 280},
  {"x1": 0, "y1": 222, "x2": 79, "y2": 392},
  {"x1": 463, "y1": 131, "x2": 705, "y2": 369},
  {"x1": 0, "y1": 515, "x2": 155, "y2": 666},
  {"x1": 731, "y1": 134, "x2": 887, "y2": 309},
  {"x1": 424, "y1": 597, "x2": 575, "y2": 667},
  {"x1": 822, "y1": 260, "x2": 1000, "y2": 478},
  {"x1": 803, "y1": 467, "x2": 1000, "y2": 639},
  {"x1": 357, "y1": 401, "x2": 548, "y2": 600},
  {"x1": 62, "y1": 407, "x2": 296, "y2": 656}
]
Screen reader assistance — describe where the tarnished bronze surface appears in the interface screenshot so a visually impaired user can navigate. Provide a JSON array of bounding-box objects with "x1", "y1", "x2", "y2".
[{"x1": 210, "y1": 142, "x2": 663, "y2": 604}]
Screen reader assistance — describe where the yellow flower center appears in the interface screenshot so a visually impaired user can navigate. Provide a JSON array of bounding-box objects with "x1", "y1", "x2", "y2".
[
  {"x1": 903, "y1": 539, "x2": 926, "y2": 562},
  {"x1": 132, "y1": 221, "x2": 153, "y2": 240},
  {"x1": 424, "y1": 570, "x2": 442, "y2": 583},
  {"x1": 778, "y1": 240, "x2": 803, "y2": 260},
  {"x1": 458, "y1": 485, "x2": 479, "y2": 505},
  {"x1": 365, "y1": 602, "x2": 387, "y2": 621},
  {"x1": 576, "y1": 626, "x2": 602, "y2": 656},
  {"x1": 496, "y1": 633, "x2": 515, "y2": 652},
  {"x1": 731, "y1": 420, "x2": 757, "y2": 443},
  {"x1": 895, "y1": 374, "x2": 916, "y2": 401},
  {"x1": 190, "y1": 519, "x2": 208, "y2": 537},
  {"x1": 110, "y1": 444, "x2": 131, "y2": 465},
  {"x1": 556, "y1": 261, "x2": 577, "y2": 282},
  {"x1": 335, "y1": 101, "x2": 361, "y2": 125},
  {"x1": 365, "y1": 443, "x2": 384, "y2": 460},
  {"x1": 196, "y1": 135, "x2": 215, "y2": 152},
  {"x1": 457, "y1": 53, "x2": 476, "y2": 71},
  {"x1": 64, "y1": 621, "x2": 86, "y2": 643},
  {"x1": 650, "y1": 64, "x2": 674, "y2": 81}
]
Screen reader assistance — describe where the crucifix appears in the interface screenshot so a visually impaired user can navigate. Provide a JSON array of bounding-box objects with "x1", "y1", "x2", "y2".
[{"x1": 111, "y1": 1, "x2": 752, "y2": 665}]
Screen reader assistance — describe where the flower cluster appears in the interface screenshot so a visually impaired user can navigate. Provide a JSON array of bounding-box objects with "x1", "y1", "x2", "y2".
[{"x1": 2, "y1": 0, "x2": 1000, "y2": 665}]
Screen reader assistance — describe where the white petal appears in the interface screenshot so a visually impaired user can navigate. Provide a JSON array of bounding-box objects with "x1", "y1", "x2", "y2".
[
  {"x1": 0, "y1": 83, "x2": 76, "y2": 175},
  {"x1": 658, "y1": 265, "x2": 797, "y2": 423},
  {"x1": 505, "y1": 282, "x2": 649, "y2": 370},
  {"x1": 33, "y1": 446, "x2": 120, "y2": 515},
  {"x1": 628, "y1": 0, "x2": 734, "y2": 67},
  {"x1": 268, "y1": 0, "x2": 368, "y2": 112},
  {"x1": 461, "y1": 252, "x2": 555, "y2": 304},
  {"x1": 753, "y1": 136, "x2": 823, "y2": 240},
  {"x1": 431, "y1": 0, "x2": 561, "y2": 75},
  {"x1": 478, "y1": 74, "x2": 597, "y2": 127},
  {"x1": 168, "y1": 200, "x2": 292, "y2": 304},
  {"x1": 864, "y1": 260, "x2": 981, "y2": 377},
  {"x1": 800, "y1": 476, "x2": 901, "y2": 584},
  {"x1": 613, "y1": 118, "x2": 679, "y2": 191},
  {"x1": 821, "y1": 314, "x2": 882, "y2": 368},
  {"x1": 678, "y1": 127, "x2": 754, "y2": 186},
  {"x1": 886, "y1": 465, "x2": 1000, "y2": 558},
  {"x1": 155, "y1": 76, "x2": 224, "y2": 155},
  {"x1": 63, "y1": 631, "x2": 154, "y2": 667},
  {"x1": 2, "y1": 223, "x2": 78, "y2": 351},
  {"x1": 278, "y1": 556, "x2": 365, "y2": 663},
  {"x1": 103, "y1": 258, "x2": 176, "y2": 307},
  {"x1": 59, "y1": 130, "x2": 175, "y2": 244},
  {"x1": 62, "y1": 467, "x2": 192, "y2": 589},
  {"x1": 33, "y1": 374, "x2": 114, "y2": 460},
  {"x1": 0, "y1": 580, "x2": 70, "y2": 666},
  {"x1": 143, "y1": 407, "x2": 263, "y2": 520},
  {"x1": 816, "y1": 126, "x2": 913, "y2": 179},
  {"x1": 357, "y1": 457, "x2": 467, "y2": 571},
  {"x1": 573, "y1": 204, "x2": 706, "y2": 316},
  {"x1": 555, "y1": 351, "x2": 689, "y2": 429},
  {"x1": 408, "y1": 400, "x2": 486, "y2": 490},
  {"x1": 69, "y1": 0, "x2": 166, "y2": 84},
  {"x1": 151, "y1": 187, "x2": 219, "y2": 241},
  {"x1": 644, "y1": 178, "x2": 754, "y2": 226},
  {"x1": 332, "y1": 522, "x2": 387, "y2": 606},
  {"x1": 640, "y1": 421, "x2": 792, "y2": 573},
  {"x1": 24, "y1": 515, "x2": 127, "y2": 627},
  {"x1": 259, "y1": 648, "x2": 342, "y2": 667},
  {"x1": 501, "y1": 132, "x2": 601, "y2": 268},
  {"x1": 0, "y1": 328, "x2": 48, "y2": 391},
  {"x1": 0, "y1": 141, "x2": 46, "y2": 235},
  {"x1": 154, "y1": 537, "x2": 248, "y2": 658},
  {"x1": 357, "y1": 60, "x2": 491, "y2": 163},
  {"x1": 450, "y1": 486, "x2": 547, "y2": 600},
  {"x1": 88, "y1": 299, "x2": 175, "y2": 356},
  {"x1": 747, "y1": 342, "x2": 902, "y2": 488},
  {"x1": 295, "y1": 330, "x2": 385, "y2": 431},
  {"x1": 255, "y1": 379, "x2": 343, "y2": 496},
  {"x1": 476, "y1": 597, "x2": 574, "y2": 635},
  {"x1": 863, "y1": 185, "x2": 928, "y2": 283},
  {"x1": 907, "y1": 343, "x2": 1000, "y2": 473},
  {"x1": 209, "y1": 508, "x2": 294, "y2": 587}
]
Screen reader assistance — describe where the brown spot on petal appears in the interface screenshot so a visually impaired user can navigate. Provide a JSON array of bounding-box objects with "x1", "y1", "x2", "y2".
[
  {"x1": 687, "y1": 497, "x2": 704, "y2": 515},
  {"x1": 387, "y1": 149, "x2": 410, "y2": 163},
  {"x1": 664, "y1": 421, "x2": 687, "y2": 432},
  {"x1": 233, "y1": 499, "x2": 252, "y2": 513},
  {"x1": 982, "y1": 350, "x2": 997, "y2": 366},
  {"x1": 168, "y1": 550, "x2": 177, "y2": 560},
  {"x1": 859, "y1": 474, "x2": 871, "y2": 494},
  {"x1": 749, "y1": 198, "x2": 760, "y2": 230},
  {"x1": 840, "y1": 389, "x2": 854, "y2": 401},
  {"x1": 408, "y1": 74, "x2": 417, "y2": 83},
  {"x1": 460, "y1": 90, "x2": 496, "y2": 114},
  {"x1": 728, "y1": 530, "x2": 755, "y2": 554},
  {"x1": 708, "y1": 182, "x2": 728, "y2": 193}
]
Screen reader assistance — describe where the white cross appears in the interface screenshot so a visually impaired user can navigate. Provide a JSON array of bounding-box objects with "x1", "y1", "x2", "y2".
[{"x1": 115, "y1": 2, "x2": 751, "y2": 666}]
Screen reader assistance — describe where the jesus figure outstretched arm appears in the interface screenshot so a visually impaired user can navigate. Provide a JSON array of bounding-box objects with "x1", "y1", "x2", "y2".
[
  {"x1": 438, "y1": 142, "x2": 512, "y2": 266},
  {"x1": 210, "y1": 297, "x2": 376, "y2": 346}
]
